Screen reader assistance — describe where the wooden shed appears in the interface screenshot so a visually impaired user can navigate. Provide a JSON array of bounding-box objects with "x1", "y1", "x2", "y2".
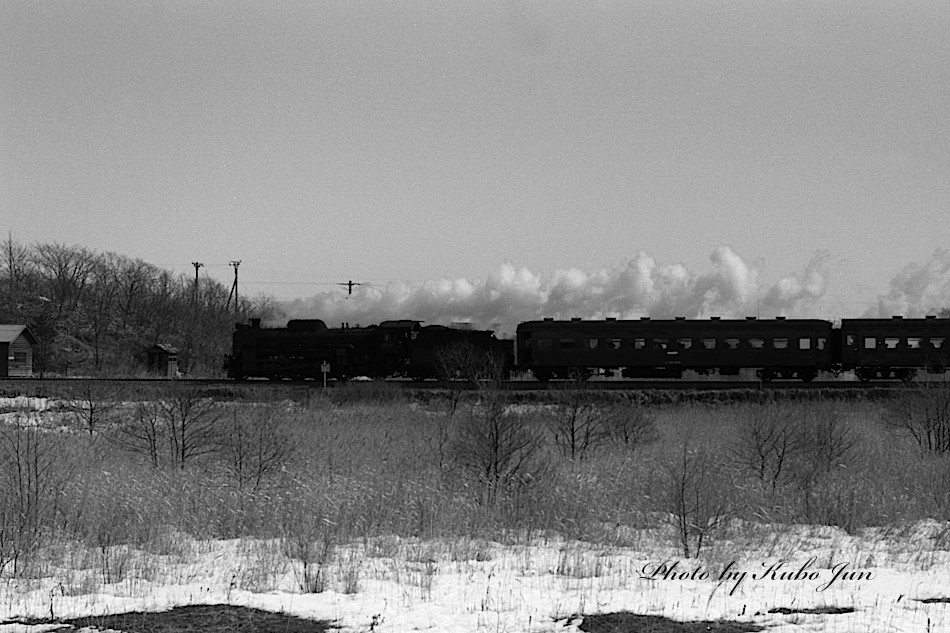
[
  {"x1": 145, "y1": 343, "x2": 180, "y2": 378},
  {"x1": 0, "y1": 325, "x2": 38, "y2": 378}
]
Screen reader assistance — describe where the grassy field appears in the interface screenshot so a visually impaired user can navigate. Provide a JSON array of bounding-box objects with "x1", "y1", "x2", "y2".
[{"x1": 0, "y1": 383, "x2": 948, "y2": 631}]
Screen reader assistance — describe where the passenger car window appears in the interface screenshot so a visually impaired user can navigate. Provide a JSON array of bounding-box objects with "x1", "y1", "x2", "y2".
[
  {"x1": 749, "y1": 338, "x2": 765, "y2": 349},
  {"x1": 634, "y1": 338, "x2": 646, "y2": 350},
  {"x1": 773, "y1": 338, "x2": 789, "y2": 350},
  {"x1": 560, "y1": 339, "x2": 576, "y2": 349},
  {"x1": 884, "y1": 337, "x2": 900, "y2": 349},
  {"x1": 588, "y1": 339, "x2": 599, "y2": 350},
  {"x1": 798, "y1": 338, "x2": 811, "y2": 350},
  {"x1": 702, "y1": 338, "x2": 716, "y2": 350},
  {"x1": 864, "y1": 337, "x2": 877, "y2": 350},
  {"x1": 536, "y1": 338, "x2": 552, "y2": 349},
  {"x1": 653, "y1": 338, "x2": 669, "y2": 350},
  {"x1": 725, "y1": 338, "x2": 740, "y2": 350},
  {"x1": 930, "y1": 337, "x2": 945, "y2": 349},
  {"x1": 677, "y1": 338, "x2": 693, "y2": 350},
  {"x1": 610, "y1": 339, "x2": 622, "y2": 350},
  {"x1": 817, "y1": 338, "x2": 827, "y2": 350},
  {"x1": 907, "y1": 337, "x2": 921, "y2": 349}
]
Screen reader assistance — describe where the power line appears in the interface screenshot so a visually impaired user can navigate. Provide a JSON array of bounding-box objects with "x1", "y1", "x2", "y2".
[
  {"x1": 338, "y1": 280, "x2": 363, "y2": 295},
  {"x1": 226, "y1": 260, "x2": 241, "y2": 311},
  {"x1": 191, "y1": 261, "x2": 203, "y2": 304}
]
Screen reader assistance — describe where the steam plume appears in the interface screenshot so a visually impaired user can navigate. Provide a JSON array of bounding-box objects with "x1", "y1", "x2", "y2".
[
  {"x1": 279, "y1": 247, "x2": 830, "y2": 335},
  {"x1": 871, "y1": 249, "x2": 950, "y2": 317}
]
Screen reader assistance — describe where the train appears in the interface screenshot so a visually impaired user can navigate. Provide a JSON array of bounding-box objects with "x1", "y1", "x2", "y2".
[
  {"x1": 226, "y1": 318, "x2": 513, "y2": 381},
  {"x1": 227, "y1": 315, "x2": 950, "y2": 383}
]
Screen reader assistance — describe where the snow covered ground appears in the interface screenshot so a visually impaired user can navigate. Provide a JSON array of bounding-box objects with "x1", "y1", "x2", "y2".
[
  {"x1": 0, "y1": 519, "x2": 945, "y2": 633},
  {"x1": 0, "y1": 395, "x2": 947, "y2": 632}
]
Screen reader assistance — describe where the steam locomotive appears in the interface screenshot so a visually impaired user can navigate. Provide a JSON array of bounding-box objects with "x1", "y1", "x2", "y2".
[
  {"x1": 226, "y1": 318, "x2": 513, "y2": 381},
  {"x1": 228, "y1": 315, "x2": 950, "y2": 383}
]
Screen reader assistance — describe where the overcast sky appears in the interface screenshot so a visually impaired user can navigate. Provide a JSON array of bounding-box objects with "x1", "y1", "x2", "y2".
[{"x1": 3, "y1": 1, "x2": 949, "y2": 322}]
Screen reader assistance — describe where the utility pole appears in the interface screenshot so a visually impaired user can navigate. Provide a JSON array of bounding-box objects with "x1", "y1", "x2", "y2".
[
  {"x1": 338, "y1": 280, "x2": 362, "y2": 295},
  {"x1": 227, "y1": 260, "x2": 241, "y2": 311},
  {"x1": 191, "y1": 261, "x2": 203, "y2": 304}
]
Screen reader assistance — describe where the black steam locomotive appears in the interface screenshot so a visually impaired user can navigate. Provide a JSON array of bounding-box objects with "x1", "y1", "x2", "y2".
[
  {"x1": 226, "y1": 318, "x2": 513, "y2": 381},
  {"x1": 228, "y1": 314, "x2": 950, "y2": 383},
  {"x1": 518, "y1": 315, "x2": 950, "y2": 382}
]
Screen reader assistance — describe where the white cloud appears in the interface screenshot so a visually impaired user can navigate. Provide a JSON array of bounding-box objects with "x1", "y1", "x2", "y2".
[
  {"x1": 871, "y1": 249, "x2": 950, "y2": 317},
  {"x1": 279, "y1": 247, "x2": 831, "y2": 334}
]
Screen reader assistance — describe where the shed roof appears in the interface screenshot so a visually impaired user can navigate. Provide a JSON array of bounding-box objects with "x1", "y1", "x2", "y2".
[
  {"x1": 0, "y1": 325, "x2": 38, "y2": 345},
  {"x1": 148, "y1": 343, "x2": 180, "y2": 354}
]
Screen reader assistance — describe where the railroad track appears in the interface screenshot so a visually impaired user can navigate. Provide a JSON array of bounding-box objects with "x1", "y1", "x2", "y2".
[{"x1": 0, "y1": 376, "x2": 916, "y2": 393}]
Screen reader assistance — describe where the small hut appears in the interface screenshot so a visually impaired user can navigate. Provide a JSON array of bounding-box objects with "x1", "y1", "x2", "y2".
[
  {"x1": 145, "y1": 343, "x2": 180, "y2": 378},
  {"x1": 0, "y1": 325, "x2": 38, "y2": 378}
]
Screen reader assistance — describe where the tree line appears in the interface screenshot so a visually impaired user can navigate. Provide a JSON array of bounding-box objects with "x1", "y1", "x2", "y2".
[{"x1": 0, "y1": 236, "x2": 279, "y2": 376}]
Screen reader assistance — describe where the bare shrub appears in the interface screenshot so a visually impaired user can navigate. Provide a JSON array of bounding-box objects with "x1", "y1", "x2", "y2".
[
  {"x1": 111, "y1": 389, "x2": 222, "y2": 469},
  {"x1": 732, "y1": 403, "x2": 806, "y2": 491},
  {"x1": 547, "y1": 385, "x2": 657, "y2": 460},
  {"x1": 734, "y1": 402, "x2": 858, "y2": 491},
  {"x1": 216, "y1": 405, "x2": 296, "y2": 491},
  {"x1": 662, "y1": 438, "x2": 730, "y2": 558},
  {"x1": 280, "y1": 504, "x2": 337, "y2": 593},
  {"x1": 793, "y1": 405, "x2": 860, "y2": 524},
  {"x1": 602, "y1": 400, "x2": 659, "y2": 451},
  {"x1": 0, "y1": 414, "x2": 76, "y2": 575},
  {"x1": 449, "y1": 394, "x2": 548, "y2": 507},
  {"x1": 797, "y1": 404, "x2": 859, "y2": 476},
  {"x1": 435, "y1": 340, "x2": 508, "y2": 386},
  {"x1": 60, "y1": 382, "x2": 120, "y2": 436},
  {"x1": 114, "y1": 400, "x2": 164, "y2": 467},
  {"x1": 885, "y1": 383, "x2": 950, "y2": 454},
  {"x1": 547, "y1": 382, "x2": 611, "y2": 461},
  {"x1": 436, "y1": 341, "x2": 509, "y2": 418}
]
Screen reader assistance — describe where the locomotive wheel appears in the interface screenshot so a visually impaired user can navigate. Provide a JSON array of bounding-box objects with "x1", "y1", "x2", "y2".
[
  {"x1": 532, "y1": 369, "x2": 553, "y2": 382},
  {"x1": 897, "y1": 368, "x2": 917, "y2": 383}
]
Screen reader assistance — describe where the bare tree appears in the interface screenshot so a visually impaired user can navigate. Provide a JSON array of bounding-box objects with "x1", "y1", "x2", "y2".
[
  {"x1": 0, "y1": 414, "x2": 76, "y2": 575},
  {"x1": 217, "y1": 406, "x2": 296, "y2": 491},
  {"x1": 732, "y1": 403, "x2": 806, "y2": 491},
  {"x1": 435, "y1": 340, "x2": 508, "y2": 386},
  {"x1": 546, "y1": 384, "x2": 657, "y2": 460},
  {"x1": 83, "y1": 254, "x2": 120, "y2": 371},
  {"x1": 663, "y1": 438, "x2": 730, "y2": 558},
  {"x1": 112, "y1": 389, "x2": 222, "y2": 469},
  {"x1": 547, "y1": 380, "x2": 612, "y2": 460},
  {"x1": 449, "y1": 393, "x2": 548, "y2": 507},
  {"x1": 162, "y1": 391, "x2": 222, "y2": 469},
  {"x1": 113, "y1": 400, "x2": 165, "y2": 467},
  {"x1": 1, "y1": 233, "x2": 33, "y2": 299},
  {"x1": 601, "y1": 399, "x2": 658, "y2": 451},
  {"x1": 885, "y1": 382, "x2": 950, "y2": 454},
  {"x1": 112, "y1": 255, "x2": 159, "y2": 331},
  {"x1": 33, "y1": 242, "x2": 97, "y2": 321},
  {"x1": 797, "y1": 404, "x2": 859, "y2": 475},
  {"x1": 61, "y1": 381, "x2": 120, "y2": 436}
]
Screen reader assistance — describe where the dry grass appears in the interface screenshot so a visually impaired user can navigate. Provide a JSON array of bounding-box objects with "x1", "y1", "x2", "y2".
[{"x1": 0, "y1": 388, "x2": 948, "y2": 629}]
